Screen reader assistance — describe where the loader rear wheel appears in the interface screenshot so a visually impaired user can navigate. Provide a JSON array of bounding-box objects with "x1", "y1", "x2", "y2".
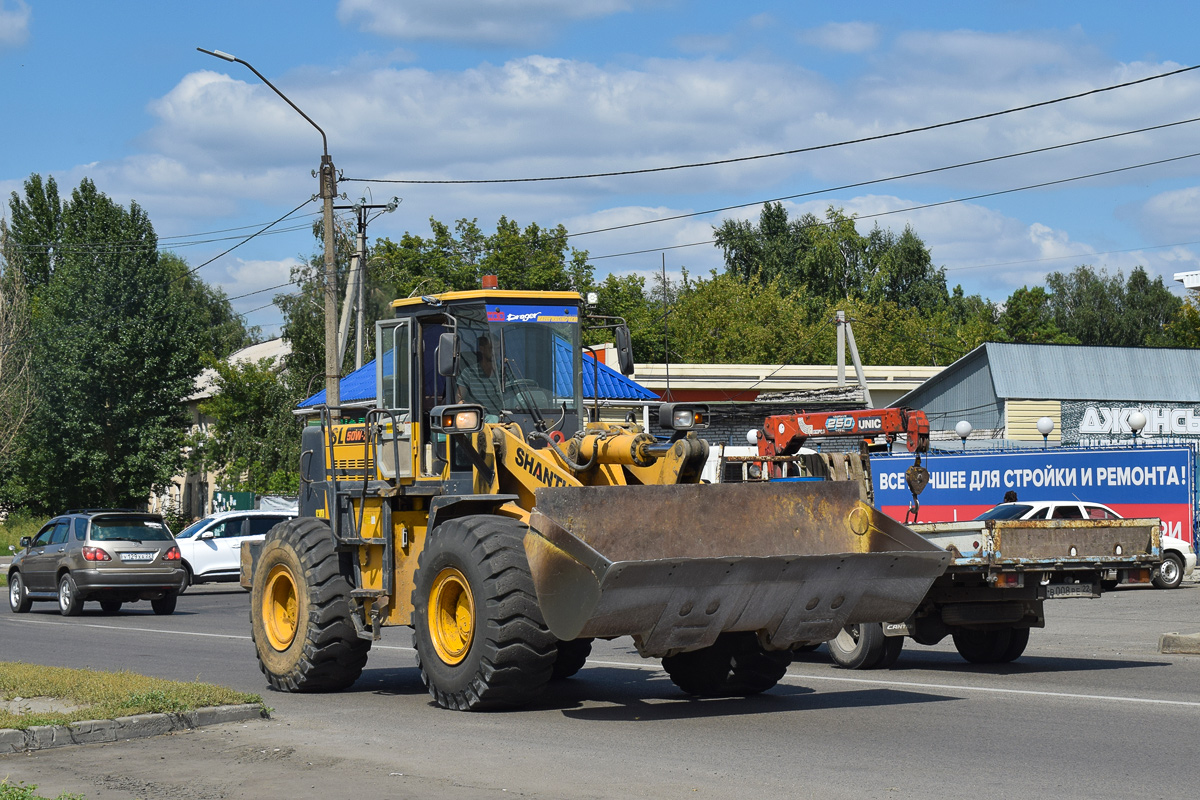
[
  {"x1": 952, "y1": 628, "x2": 1012, "y2": 664},
  {"x1": 662, "y1": 632, "x2": 791, "y2": 697},
  {"x1": 552, "y1": 638, "x2": 593, "y2": 680},
  {"x1": 250, "y1": 517, "x2": 370, "y2": 692},
  {"x1": 828, "y1": 623, "x2": 886, "y2": 670},
  {"x1": 412, "y1": 515, "x2": 556, "y2": 711}
]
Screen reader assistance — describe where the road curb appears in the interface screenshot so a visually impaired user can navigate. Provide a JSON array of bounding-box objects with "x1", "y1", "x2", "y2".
[
  {"x1": 1159, "y1": 632, "x2": 1200, "y2": 655},
  {"x1": 0, "y1": 704, "x2": 267, "y2": 753}
]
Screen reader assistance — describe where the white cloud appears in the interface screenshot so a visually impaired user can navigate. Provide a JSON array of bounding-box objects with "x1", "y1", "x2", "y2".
[
  {"x1": 1135, "y1": 185, "x2": 1200, "y2": 241},
  {"x1": 337, "y1": 0, "x2": 634, "y2": 46},
  {"x1": 0, "y1": 0, "x2": 29, "y2": 48},
  {"x1": 798, "y1": 22, "x2": 880, "y2": 55}
]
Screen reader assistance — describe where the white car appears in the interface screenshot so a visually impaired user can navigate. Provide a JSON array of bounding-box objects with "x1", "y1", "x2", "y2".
[
  {"x1": 975, "y1": 500, "x2": 1197, "y2": 589},
  {"x1": 174, "y1": 510, "x2": 295, "y2": 591}
]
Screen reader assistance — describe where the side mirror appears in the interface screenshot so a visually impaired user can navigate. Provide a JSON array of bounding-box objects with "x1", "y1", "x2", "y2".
[
  {"x1": 18, "y1": 537, "x2": 30, "y2": 548},
  {"x1": 199, "y1": 530, "x2": 214, "y2": 540},
  {"x1": 613, "y1": 324, "x2": 635, "y2": 376},
  {"x1": 436, "y1": 332, "x2": 459, "y2": 377}
]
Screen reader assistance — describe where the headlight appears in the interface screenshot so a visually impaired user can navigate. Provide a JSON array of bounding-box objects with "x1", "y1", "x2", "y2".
[
  {"x1": 430, "y1": 404, "x2": 485, "y2": 434},
  {"x1": 657, "y1": 403, "x2": 709, "y2": 431}
]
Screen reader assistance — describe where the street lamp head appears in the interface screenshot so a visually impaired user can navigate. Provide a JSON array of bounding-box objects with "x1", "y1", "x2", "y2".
[
  {"x1": 955, "y1": 420, "x2": 973, "y2": 441},
  {"x1": 1129, "y1": 410, "x2": 1147, "y2": 434},
  {"x1": 197, "y1": 47, "x2": 237, "y2": 62},
  {"x1": 1036, "y1": 416, "x2": 1054, "y2": 436}
]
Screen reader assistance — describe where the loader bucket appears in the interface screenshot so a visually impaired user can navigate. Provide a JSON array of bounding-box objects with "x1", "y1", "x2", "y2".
[{"x1": 525, "y1": 481, "x2": 950, "y2": 657}]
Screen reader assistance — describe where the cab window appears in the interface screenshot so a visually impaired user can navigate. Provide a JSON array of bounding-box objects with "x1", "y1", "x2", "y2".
[
  {"x1": 1085, "y1": 505, "x2": 1117, "y2": 519},
  {"x1": 32, "y1": 524, "x2": 55, "y2": 547},
  {"x1": 209, "y1": 519, "x2": 244, "y2": 539},
  {"x1": 49, "y1": 521, "x2": 70, "y2": 545},
  {"x1": 74, "y1": 518, "x2": 88, "y2": 540},
  {"x1": 1051, "y1": 505, "x2": 1083, "y2": 519},
  {"x1": 1027, "y1": 507, "x2": 1048, "y2": 519}
]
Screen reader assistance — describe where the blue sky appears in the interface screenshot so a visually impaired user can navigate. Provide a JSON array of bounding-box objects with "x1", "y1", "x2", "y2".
[{"x1": 3, "y1": 1, "x2": 1199, "y2": 337}]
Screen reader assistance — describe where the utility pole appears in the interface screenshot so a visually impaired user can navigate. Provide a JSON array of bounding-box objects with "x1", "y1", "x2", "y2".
[
  {"x1": 333, "y1": 201, "x2": 398, "y2": 370},
  {"x1": 197, "y1": 47, "x2": 342, "y2": 413},
  {"x1": 835, "y1": 310, "x2": 873, "y2": 408}
]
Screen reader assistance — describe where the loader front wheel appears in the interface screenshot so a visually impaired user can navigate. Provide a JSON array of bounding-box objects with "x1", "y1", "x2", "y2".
[
  {"x1": 412, "y1": 515, "x2": 557, "y2": 711},
  {"x1": 827, "y1": 623, "x2": 886, "y2": 669},
  {"x1": 250, "y1": 517, "x2": 370, "y2": 692},
  {"x1": 662, "y1": 633, "x2": 791, "y2": 697}
]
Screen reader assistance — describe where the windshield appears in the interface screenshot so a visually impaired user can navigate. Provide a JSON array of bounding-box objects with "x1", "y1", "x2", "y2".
[
  {"x1": 176, "y1": 517, "x2": 214, "y2": 539},
  {"x1": 974, "y1": 504, "x2": 1034, "y2": 521},
  {"x1": 457, "y1": 304, "x2": 581, "y2": 419},
  {"x1": 91, "y1": 517, "x2": 174, "y2": 542}
]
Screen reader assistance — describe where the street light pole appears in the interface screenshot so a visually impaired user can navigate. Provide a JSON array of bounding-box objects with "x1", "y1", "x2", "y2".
[{"x1": 197, "y1": 48, "x2": 340, "y2": 413}]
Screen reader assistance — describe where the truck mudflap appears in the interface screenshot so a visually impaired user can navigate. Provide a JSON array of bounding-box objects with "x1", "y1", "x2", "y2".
[{"x1": 525, "y1": 481, "x2": 951, "y2": 657}]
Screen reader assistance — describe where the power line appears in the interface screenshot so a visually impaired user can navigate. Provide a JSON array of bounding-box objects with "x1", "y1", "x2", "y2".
[
  {"x1": 342, "y1": 64, "x2": 1200, "y2": 186},
  {"x1": 944, "y1": 239, "x2": 1200, "y2": 272},
  {"x1": 584, "y1": 150, "x2": 1200, "y2": 262},
  {"x1": 566, "y1": 115, "x2": 1200, "y2": 239}
]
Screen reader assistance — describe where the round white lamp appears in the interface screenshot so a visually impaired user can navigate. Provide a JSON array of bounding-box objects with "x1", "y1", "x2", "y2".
[
  {"x1": 1036, "y1": 416, "x2": 1054, "y2": 450},
  {"x1": 955, "y1": 420, "x2": 973, "y2": 452},
  {"x1": 1128, "y1": 410, "x2": 1147, "y2": 447}
]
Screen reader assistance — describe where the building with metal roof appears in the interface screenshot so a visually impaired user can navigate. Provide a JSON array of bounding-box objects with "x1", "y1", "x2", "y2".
[{"x1": 895, "y1": 343, "x2": 1200, "y2": 448}]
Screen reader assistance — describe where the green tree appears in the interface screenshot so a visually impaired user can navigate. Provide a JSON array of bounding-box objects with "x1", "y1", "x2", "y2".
[
  {"x1": 997, "y1": 286, "x2": 1078, "y2": 345},
  {"x1": 3, "y1": 178, "x2": 211, "y2": 511},
  {"x1": 0, "y1": 173, "x2": 62, "y2": 292},
  {"x1": 1045, "y1": 265, "x2": 1181, "y2": 347},
  {"x1": 194, "y1": 356, "x2": 301, "y2": 494}
]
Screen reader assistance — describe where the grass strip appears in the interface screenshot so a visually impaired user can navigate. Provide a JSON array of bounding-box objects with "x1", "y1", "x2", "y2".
[
  {"x1": 0, "y1": 780, "x2": 82, "y2": 800},
  {"x1": 0, "y1": 662, "x2": 262, "y2": 730}
]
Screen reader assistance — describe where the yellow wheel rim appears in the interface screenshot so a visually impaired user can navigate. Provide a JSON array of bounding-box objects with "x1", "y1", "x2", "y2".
[
  {"x1": 428, "y1": 567, "x2": 475, "y2": 665},
  {"x1": 263, "y1": 564, "x2": 300, "y2": 651}
]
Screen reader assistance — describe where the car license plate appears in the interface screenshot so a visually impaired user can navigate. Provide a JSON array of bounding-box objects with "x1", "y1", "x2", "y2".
[
  {"x1": 120, "y1": 552, "x2": 155, "y2": 563},
  {"x1": 1046, "y1": 583, "x2": 1095, "y2": 599}
]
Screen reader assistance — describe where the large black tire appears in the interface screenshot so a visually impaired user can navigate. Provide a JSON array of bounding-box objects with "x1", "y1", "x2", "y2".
[
  {"x1": 662, "y1": 632, "x2": 792, "y2": 697},
  {"x1": 151, "y1": 594, "x2": 177, "y2": 615},
  {"x1": 1100, "y1": 579, "x2": 1120, "y2": 592},
  {"x1": 250, "y1": 517, "x2": 371, "y2": 692},
  {"x1": 876, "y1": 634, "x2": 905, "y2": 669},
  {"x1": 99, "y1": 600, "x2": 123, "y2": 615},
  {"x1": 998, "y1": 627, "x2": 1030, "y2": 663},
  {"x1": 952, "y1": 628, "x2": 1012, "y2": 664},
  {"x1": 179, "y1": 563, "x2": 193, "y2": 595},
  {"x1": 1152, "y1": 553, "x2": 1185, "y2": 590},
  {"x1": 412, "y1": 515, "x2": 556, "y2": 710},
  {"x1": 552, "y1": 638, "x2": 593, "y2": 680},
  {"x1": 8, "y1": 571, "x2": 32, "y2": 613},
  {"x1": 58, "y1": 573, "x2": 83, "y2": 617},
  {"x1": 827, "y1": 623, "x2": 887, "y2": 669}
]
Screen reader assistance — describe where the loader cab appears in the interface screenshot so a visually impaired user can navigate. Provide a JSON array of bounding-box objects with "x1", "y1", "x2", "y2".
[{"x1": 377, "y1": 290, "x2": 584, "y2": 485}]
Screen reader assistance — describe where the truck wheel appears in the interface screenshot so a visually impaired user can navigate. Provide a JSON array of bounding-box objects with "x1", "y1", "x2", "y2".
[
  {"x1": 1152, "y1": 553, "x2": 1184, "y2": 590},
  {"x1": 58, "y1": 573, "x2": 84, "y2": 617},
  {"x1": 8, "y1": 572, "x2": 32, "y2": 613},
  {"x1": 662, "y1": 632, "x2": 791, "y2": 696},
  {"x1": 412, "y1": 515, "x2": 556, "y2": 710},
  {"x1": 552, "y1": 638, "x2": 593, "y2": 680},
  {"x1": 250, "y1": 517, "x2": 370, "y2": 692},
  {"x1": 827, "y1": 623, "x2": 886, "y2": 669},
  {"x1": 876, "y1": 634, "x2": 905, "y2": 669},
  {"x1": 998, "y1": 627, "x2": 1030, "y2": 662},
  {"x1": 99, "y1": 600, "x2": 123, "y2": 615},
  {"x1": 952, "y1": 628, "x2": 1012, "y2": 663}
]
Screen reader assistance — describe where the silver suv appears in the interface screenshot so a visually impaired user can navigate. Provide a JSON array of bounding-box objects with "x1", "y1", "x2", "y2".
[{"x1": 8, "y1": 510, "x2": 186, "y2": 616}]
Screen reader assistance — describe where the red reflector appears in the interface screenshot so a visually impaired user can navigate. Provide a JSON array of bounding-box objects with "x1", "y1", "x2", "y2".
[
  {"x1": 995, "y1": 572, "x2": 1021, "y2": 588},
  {"x1": 164, "y1": 546, "x2": 181, "y2": 561},
  {"x1": 82, "y1": 546, "x2": 111, "y2": 562},
  {"x1": 1125, "y1": 568, "x2": 1151, "y2": 584}
]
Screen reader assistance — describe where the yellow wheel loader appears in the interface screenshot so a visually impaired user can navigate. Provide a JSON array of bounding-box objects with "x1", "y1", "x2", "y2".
[{"x1": 241, "y1": 287, "x2": 951, "y2": 710}]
